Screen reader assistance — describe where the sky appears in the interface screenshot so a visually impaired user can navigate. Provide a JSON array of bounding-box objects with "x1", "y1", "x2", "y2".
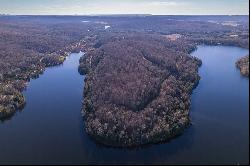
[{"x1": 0, "y1": 0, "x2": 249, "y2": 15}]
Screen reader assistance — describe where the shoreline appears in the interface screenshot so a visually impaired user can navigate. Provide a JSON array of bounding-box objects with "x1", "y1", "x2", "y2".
[
  {"x1": 0, "y1": 41, "x2": 88, "y2": 121},
  {"x1": 80, "y1": 43, "x2": 248, "y2": 147}
]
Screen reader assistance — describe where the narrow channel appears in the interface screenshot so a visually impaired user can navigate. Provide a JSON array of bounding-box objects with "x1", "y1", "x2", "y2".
[{"x1": 0, "y1": 46, "x2": 249, "y2": 164}]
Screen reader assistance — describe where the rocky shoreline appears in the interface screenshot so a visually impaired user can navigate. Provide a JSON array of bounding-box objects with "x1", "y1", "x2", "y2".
[{"x1": 236, "y1": 55, "x2": 249, "y2": 77}]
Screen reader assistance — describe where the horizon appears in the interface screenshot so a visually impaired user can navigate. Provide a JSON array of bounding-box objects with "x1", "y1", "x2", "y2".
[
  {"x1": 0, "y1": 14, "x2": 249, "y2": 16},
  {"x1": 0, "y1": 0, "x2": 249, "y2": 15}
]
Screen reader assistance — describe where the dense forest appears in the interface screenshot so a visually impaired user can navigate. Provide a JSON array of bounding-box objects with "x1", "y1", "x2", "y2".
[
  {"x1": 0, "y1": 16, "x2": 95, "y2": 119},
  {"x1": 0, "y1": 15, "x2": 249, "y2": 146},
  {"x1": 78, "y1": 15, "x2": 249, "y2": 146},
  {"x1": 79, "y1": 34, "x2": 202, "y2": 146}
]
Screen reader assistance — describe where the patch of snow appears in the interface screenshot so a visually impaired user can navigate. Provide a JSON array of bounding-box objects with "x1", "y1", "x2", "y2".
[
  {"x1": 95, "y1": 21, "x2": 108, "y2": 25},
  {"x1": 104, "y1": 25, "x2": 111, "y2": 30},
  {"x1": 221, "y1": 21, "x2": 239, "y2": 27},
  {"x1": 230, "y1": 34, "x2": 239, "y2": 37},
  {"x1": 82, "y1": 20, "x2": 90, "y2": 23}
]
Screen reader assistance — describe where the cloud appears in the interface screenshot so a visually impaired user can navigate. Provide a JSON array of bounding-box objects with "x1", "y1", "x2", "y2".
[{"x1": 149, "y1": 0, "x2": 182, "y2": 6}]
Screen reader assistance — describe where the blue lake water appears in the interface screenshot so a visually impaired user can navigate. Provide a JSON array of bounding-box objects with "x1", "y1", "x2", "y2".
[{"x1": 0, "y1": 46, "x2": 249, "y2": 164}]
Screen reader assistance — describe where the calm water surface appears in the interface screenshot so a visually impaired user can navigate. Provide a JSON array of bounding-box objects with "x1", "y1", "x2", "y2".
[{"x1": 0, "y1": 46, "x2": 249, "y2": 164}]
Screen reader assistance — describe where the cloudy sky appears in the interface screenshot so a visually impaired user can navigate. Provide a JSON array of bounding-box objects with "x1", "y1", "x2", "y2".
[{"x1": 0, "y1": 0, "x2": 249, "y2": 15}]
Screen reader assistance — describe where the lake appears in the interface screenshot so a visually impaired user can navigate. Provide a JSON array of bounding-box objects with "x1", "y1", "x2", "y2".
[{"x1": 0, "y1": 46, "x2": 249, "y2": 164}]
